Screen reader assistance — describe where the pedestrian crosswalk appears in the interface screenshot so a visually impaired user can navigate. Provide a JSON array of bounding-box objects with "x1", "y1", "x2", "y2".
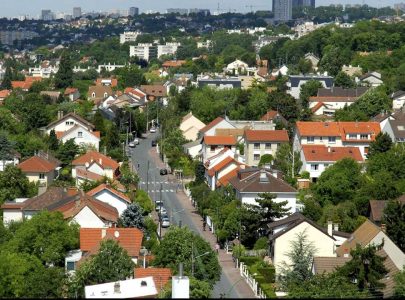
[
  {"x1": 149, "y1": 189, "x2": 175, "y2": 193},
  {"x1": 140, "y1": 181, "x2": 170, "y2": 184}
]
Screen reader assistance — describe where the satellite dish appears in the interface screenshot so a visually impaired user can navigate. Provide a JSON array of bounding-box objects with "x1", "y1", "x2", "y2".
[{"x1": 114, "y1": 231, "x2": 120, "y2": 238}]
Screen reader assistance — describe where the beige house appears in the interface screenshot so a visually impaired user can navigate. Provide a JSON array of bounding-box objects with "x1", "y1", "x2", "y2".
[
  {"x1": 180, "y1": 112, "x2": 206, "y2": 141},
  {"x1": 244, "y1": 129, "x2": 289, "y2": 166},
  {"x1": 88, "y1": 85, "x2": 113, "y2": 104}
]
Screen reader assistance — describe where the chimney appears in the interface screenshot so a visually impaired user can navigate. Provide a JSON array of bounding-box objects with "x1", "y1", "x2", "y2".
[
  {"x1": 259, "y1": 170, "x2": 269, "y2": 183},
  {"x1": 327, "y1": 221, "x2": 333, "y2": 236},
  {"x1": 114, "y1": 282, "x2": 121, "y2": 294},
  {"x1": 333, "y1": 223, "x2": 339, "y2": 232},
  {"x1": 101, "y1": 228, "x2": 107, "y2": 238},
  {"x1": 327, "y1": 146, "x2": 331, "y2": 153},
  {"x1": 99, "y1": 158, "x2": 102, "y2": 165},
  {"x1": 381, "y1": 223, "x2": 386, "y2": 233}
]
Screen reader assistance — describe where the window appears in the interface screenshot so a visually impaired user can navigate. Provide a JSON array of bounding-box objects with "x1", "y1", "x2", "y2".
[
  {"x1": 104, "y1": 92, "x2": 108, "y2": 98},
  {"x1": 360, "y1": 134, "x2": 368, "y2": 140},
  {"x1": 311, "y1": 164, "x2": 319, "y2": 171},
  {"x1": 348, "y1": 134, "x2": 357, "y2": 139},
  {"x1": 328, "y1": 136, "x2": 336, "y2": 143},
  {"x1": 265, "y1": 143, "x2": 271, "y2": 149},
  {"x1": 254, "y1": 143, "x2": 260, "y2": 150},
  {"x1": 307, "y1": 136, "x2": 314, "y2": 143},
  {"x1": 254, "y1": 154, "x2": 260, "y2": 161},
  {"x1": 66, "y1": 261, "x2": 76, "y2": 271},
  {"x1": 78, "y1": 131, "x2": 83, "y2": 138},
  {"x1": 92, "y1": 92, "x2": 95, "y2": 98},
  {"x1": 39, "y1": 173, "x2": 45, "y2": 179},
  {"x1": 210, "y1": 146, "x2": 216, "y2": 152},
  {"x1": 319, "y1": 137, "x2": 323, "y2": 141}
]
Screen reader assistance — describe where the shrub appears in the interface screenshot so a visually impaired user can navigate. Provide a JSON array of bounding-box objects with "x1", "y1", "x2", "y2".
[
  {"x1": 253, "y1": 237, "x2": 269, "y2": 250},
  {"x1": 258, "y1": 266, "x2": 275, "y2": 283},
  {"x1": 239, "y1": 256, "x2": 261, "y2": 266}
]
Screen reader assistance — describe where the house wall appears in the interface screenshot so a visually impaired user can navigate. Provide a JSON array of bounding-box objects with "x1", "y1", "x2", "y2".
[
  {"x1": 87, "y1": 163, "x2": 114, "y2": 179},
  {"x1": 393, "y1": 96, "x2": 405, "y2": 110},
  {"x1": 203, "y1": 120, "x2": 235, "y2": 136},
  {"x1": 202, "y1": 143, "x2": 235, "y2": 163},
  {"x1": 362, "y1": 77, "x2": 382, "y2": 87},
  {"x1": 309, "y1": 101, "x2": 355, "y2": 116},
  {"x1": 46, "y1": 117, "x2": 90, "y2": 134},
  {"x1": 371, "y1": 231, "x2": 405, "y2": 271},
  {"x1": 239, "y1": 192, "x2": 297, "y2": 214},
  {"x1": 61, "y1": 127, "x2": 100, "y2": 151},
  {"x1": 180, "y1": 116, "x2": 205, "y2": 133},
  {"x1": 185, "y1": 144, "x2": 202, "y2": 159},
  {"x1": 182, "y1": 126, "x2": 200, "y2": 141},
  {"x1": 70, "y1": 206, "x2": 107, "y2": 228},
  {"x1": 382, "y1": 121, "x2": 395, "y2": 142},
  {"x1": 288, "y1": 80, "x2": 330, "y2": 100},
  {"x1": 341, "y1": 142, "x2": 370, "y2": 159},
  {"x1": 298, "y1": 136, "x2": 343, "y2": 147},
  {"x1": 273, "y1": 221, "x2": 336, "y2": 274},
  {"x1": 245, "y1": 141, "x2": 283, "y2": 166},
  {"x1": 3, "y1": 209, "x2": 23, "y2": 224},
  {"x1": 92, "y1": 190, "x2": 129, "y2": 216},
  {"x1": 25, "y1": 171, "x2": 54, "y2": 188}
]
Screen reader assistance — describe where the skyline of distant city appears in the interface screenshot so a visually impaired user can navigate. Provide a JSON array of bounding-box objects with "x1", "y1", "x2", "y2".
[{"x1": 0, "y1": 0, "x2": 400, "y2": 19}]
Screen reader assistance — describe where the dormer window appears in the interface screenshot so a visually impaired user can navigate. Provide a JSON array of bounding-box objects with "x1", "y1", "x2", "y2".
[
  {"x1": 360, "y1": 134, "x2": 369, "y2": 140},
  {"x1": 348, "y1": 134, "x2": 357, "y2": 139}
]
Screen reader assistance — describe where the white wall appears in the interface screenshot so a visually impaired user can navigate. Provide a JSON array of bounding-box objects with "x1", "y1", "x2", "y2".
[
  {"x1": 47, "y1": 117, "x2": 90, "y2": 133},
  {"x1": 371, "y1": 231, "x2": 405, "y2": 271},
  {"x1": 87, "y1": 162, "x2": 114, "y2": 179},
  {"x1": 3, "y1": 209, "x2": 23, "y2": 224},
  {"x1": 71, "y1": 206, "x2": 107, "y2": 228},
  {"x1": 240, "y1": 192, "x2": 297, "y2": 214},
  {"x1": 61, "y1": 127, "x2": 100, "y2": 151},
  {"x1": 92, "y1": 190, "x2": 128, "y2": 216},
  {"x1": 393, "y1": 96, "x2": 405, "y2": 110}
]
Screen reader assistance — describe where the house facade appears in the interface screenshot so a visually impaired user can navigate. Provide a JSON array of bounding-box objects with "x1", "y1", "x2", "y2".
[
  {"x1": 200, "y1": 135, "x2": 237, "y2": 163},
  {"x1": 87, "y1": 183, "x2": 131, "y2": 216},
  {"x1": 180, "y1": 112, "x2": 206, "y2": 141},
  {"x1": 391, "y1": 91, "x2": 405, "y2": 110},
  {"x1": 287, "y1": 74, "x2": 334, "y2": 100}
]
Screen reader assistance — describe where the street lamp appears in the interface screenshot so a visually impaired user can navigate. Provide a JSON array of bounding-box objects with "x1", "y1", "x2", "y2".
[
  {"x1": 191, "y1": 250, "x2": 210, "y2": 277},
  {"x1": 140, "y1": 247, "x2": 148, "y2": 268}
]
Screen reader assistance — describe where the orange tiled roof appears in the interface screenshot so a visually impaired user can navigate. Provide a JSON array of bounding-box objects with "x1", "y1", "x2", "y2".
[
  {"x1": 64, "y1": 87, "x2": 78, "y2": 95},
  {"x1": 296, "y1": 121, "x2": 341, "y2": 136},
  {"x1": 124, "y1": 87, "x2": 146, "y2": 99},
  {"x1": 203, "y1": 135, "x2": 237, "y2": 146},
  {"x1": 244, "y1": 129, "x2": 289, "y2": 142},
  {"x1": 11, "y1": 77, "x2": 42, "y2": 90},
  {"x1": 96, "y1": 78, "x2": 118, "y2": 87},
  {"x1": 311, "y1": 102, "x2": 326, "y2": 113},
  {"x1": 260, "y1": 110, "x2": 278, "y2": 121},
  {"x1": 87, "y1": 183, "x2": 130, "y2": 203},
  {"x1": 207, "y1": 156, "x2": 236, "y2": 177},
  {"x1": 76, "y1": 168, "x2": 104, "y2": 181},
  {"x1": 134, "y1": 268, "x2": 172, "y2": 290},
  {"x1": 80, "y1": 228, "x2": 143, "y2": 257},
  {"x1": 199, "y1": 117, "x2": 225, "y2": 134},
  {"x1": 18, "y1": 156, "x2": 59, "y2": 173},
  {"x1": 72, "y1": 151, "x2": 119, "y2": 170},
  {"x1": 0, "y1": 89, "x2": 11, "y2": 98},
  {"x1": 162, "y1": 60, "x2": 186, "y2": 68},
  {"x1": 217, "y1": 167, "x2": 240, "y2": 187},
  {"x1": 339, "y1": 122, "x2": 380, "y2": 142},
  {"x1": 302, "y1": 145, "x2": 363, "y2": 162}
]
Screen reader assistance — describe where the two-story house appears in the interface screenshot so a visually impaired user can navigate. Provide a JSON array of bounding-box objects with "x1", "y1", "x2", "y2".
[
  {"x1": 198, "y1": 117, "x2": 236, "y2": 137},
  {"x1": 87, "y1": 183, "x2": 131, "y2": 216},
  {"x1": 300, "y1": 145, "x2": 364, "y2": 182},
  {"x1": 88, "y1": 85, "x2": 113, "y2": 104},
  {"x1": 180, "y1": 112, "x2": 206, "y2": 142},
  {"x1": 244, "y1": 130, "x2": 289, "y2": 166},
  {"x1": 391, "y1": 91, "x2": 405, "y2": 110},
  {"x1": 294, "y1": 121, "x2": 380, "y2": 159},
  {"x1": 45, "y1": 112, "x2": 100, "y2": 151},
  {"x1": 287, "y1": 74, "x2": 334, "y2": 100},
  {"x1": 200, "y1": 135, "x2": 237, "y2": 163}
]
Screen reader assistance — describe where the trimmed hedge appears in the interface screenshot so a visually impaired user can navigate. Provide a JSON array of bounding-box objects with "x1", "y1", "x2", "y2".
[
  {"x1": 239, "y1": 256, "x2": 261, "y2": 266},
  {"x1": 261, "y1": 283, "x2": 276, "y2": 298},
  {"x1": 258, "y1": 267, "x2": 275, "y2": 283}
]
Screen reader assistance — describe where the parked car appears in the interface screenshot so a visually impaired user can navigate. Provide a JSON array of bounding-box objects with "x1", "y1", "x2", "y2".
[
  {"x1": 150, "y1": 127, "x2": 156, "y2": 133},
  {"x1": 161, "y1": 216, "x2": 170, "y2": 228},
  {"x1": 158, "y1": 206, "x2": 167, "y2": 215},
  {"x1": 151, "y1": 140, "x2": 157, "y2": 147},
  {"x1": 155, "y1": 200, "x2": 163, "y2": 211},
  {"x1": 129, "y1": 142, "x2": 136, "y2": 148},
  {"x1": 133, "y1": 138, "x2": 139, "y2": 145},
  {"x1": 160, "y1": 168, "x2": 168, "y2": 175}
]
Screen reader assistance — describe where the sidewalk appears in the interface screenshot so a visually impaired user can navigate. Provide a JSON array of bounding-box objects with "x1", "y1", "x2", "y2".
[{"x1": 147, "y1": 147, "x2": 256, "y2": 297}]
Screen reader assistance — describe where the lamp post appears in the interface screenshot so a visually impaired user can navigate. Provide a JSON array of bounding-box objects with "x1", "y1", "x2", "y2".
[
  {"x1": 191, "y1": 249, "x2": 210, "y2": 277},
  {"x1": 140, "y1": 247, "x2": 148, "y2": 268}
]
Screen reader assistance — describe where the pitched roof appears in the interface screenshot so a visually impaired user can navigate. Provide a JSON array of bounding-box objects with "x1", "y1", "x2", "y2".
[
  {"x1": 18, "y1": 155, "x2": 60, "y2": 173},
  {"x1": 244, "y1": 129, "x2": 289, "y2": 142},
  {"x1": 72, "y1": 151, "x2": 119, "y2": 170},
  {"x1": 312, "y1": 257, "x2": 351, "y2": 275},
  {"x1": 207, "y1": 156, "x2": 238, "y2": 177},
  {"x1": 217, "y1": 167, "x2": 240, "y2": 187},
  {"x1": 310, "y1": 102, "x2": 326, "y2": 113},
  {"x1": 87, "y1": 183, "x2": 130, "y2": 203},
  {"x1": 64, "y1": 87, "x2": 78, "y2": 95},
  {"x1": 162, "y1": 60, "x2": 186, "y2": 68},
  {"x1": 301, "y1": 145, "x2": 363, "y2": 162},
  {"x1": 339, "y1": 122, "x2": 380, "y2": 141},
  {"x1": 316, "y1": 87, "x2": 369, "y2": 98},
  {"x1": 46, "y1": 112, "x2": 95, "y2": 130},
  {"x1": 215, "y1": 128, "x2": 245, "y2": 137},
  {"x1": 20, "y1": 187, "x2": 71, "y2": 211},
  {"x1": 55, "y1": 124, "x2": 100, "y2": 140},
  {"x1": 88, "y1": 85, "x2": 113, "y2": 98},
  {"x1": 11, "y1": 77, "x2": 42, "y2": 90},
  {"x1": 228, "y1": 168, "x2": 297, "y2": 194},
  {"x1": 336, "y1": 220, "x2": 381, "y2": 257},
  {"x1": 388, "y1": 119, "x2": 405, "y2": 139},
  {"x1": 202, "y1": 135, "x2": 237, "y2": 146},
  {"x1": 199, "y1": 117, "x2": 225, "y2": 134},
  {"x1": 140, "y1": 85, "x2": 167, "y2": 97},
  {"x1": 368, "y1": 197, "x2": 405, "y2": 222},
  {"x1": 391, "y1": 90, "x2": 405, "y2": 99},
  {"x1": 96, "y1": 78, "x2": 118, "y2": 87},
  {"x1": 0, "y1": 89, "x2": 11, "y2": 98},
  {"x1": 124, "y1": 87, "x2": 147, "y2": 99},
  {"x1": 76, "y1": 168, "x2": 104, "y2": 181},
  {"x1": 296, "y1": 121, "x2": 341, "y2": 137},
  {"x1": 134, "y1": 268, "x2": 172, "y2": 290},
  {"x1": 80, "y1": 228, "x2": 143, "y2": 257}
]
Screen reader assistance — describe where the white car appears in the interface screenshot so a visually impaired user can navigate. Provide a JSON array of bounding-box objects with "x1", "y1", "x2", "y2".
[
  {"x1": 133, "y1": 138, "x2": 139, "y2": 145},
  {"x1": 149, "y1": 127, "x2": 156, "y2": 133},
  {"x1": 161, "y1": 217, "x2": 170, "y2": 228},
  {"x1": 128, "y1": 142, "x2": 136, "y2": 148}
]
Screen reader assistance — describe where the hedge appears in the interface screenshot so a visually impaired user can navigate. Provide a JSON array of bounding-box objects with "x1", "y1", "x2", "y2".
[
  {"x1": 239, "y1": 256, "x2": 261, "y2": 266},
  {"x1": 258, "y1": 266, "x2": 275, "y2": 283}
]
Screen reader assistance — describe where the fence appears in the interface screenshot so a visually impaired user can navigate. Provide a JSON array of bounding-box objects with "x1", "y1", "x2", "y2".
[{"x1": 239, "y1": 262, "x2": 266, "y2": 298}]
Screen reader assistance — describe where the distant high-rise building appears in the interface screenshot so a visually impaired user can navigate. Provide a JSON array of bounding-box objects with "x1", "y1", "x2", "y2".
[
  {"x1": 41, "y1": 9, "x2": 54, "y2": 21},
  {"x1": 166, "y1": 8, "x2": 189, "y2": 15},
  {"x1": 73, "y1": 7, "x2": 82, "y2": 19},
  {"x1": 273, "y1": 0, "x2": 292, "y2": 21},
  {"x1": 129, "y1": 7, "x2": 139, "y2": 16},
  {"x1": 292, "y1": 0, "x2": 315, "y2": 7}
]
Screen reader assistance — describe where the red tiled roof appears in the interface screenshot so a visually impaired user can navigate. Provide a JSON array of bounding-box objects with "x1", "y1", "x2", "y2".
[
  {"x1": 302, "y1": 145, "x2": 364, "y2": 162},
  {"x1": 87, "y1": 183, "x2": 130, "y2": 203},
  {"x1": 18, "y1": 156, "x2": 59, "y2": 173},
  {"x1": 124, "y1": 87, "x2": 146, "y2": 99},
  {"x1": 260, "y1": 110, "x2": 278, "y2": 121},
  {"x1": 76, "y1": 168, "x2": 104, "y2": 181},
  {"x1": 203, "y1": 135, "x2": 237, "y2": 146},
  {"x1": 311, "y1": 102, "x2": 326, "y2": 113},
  {"x1": 244, "y1": 129, "x2": 289, "y2": 142},
  {"x1": 340, "y1": 122, "x2": 380, "y2": 142},
  {"x1": 217, "y1": 167, "x2": 240, "y2": 187},
  {"x1": 11, "y1": 77, "x2": 42, "y2": 90},
  {"x1": 64, "y1": 87, "x2": 78, "y2": 95},
  {"x1": 80, "y1": 228, "x2": 143, "y2": 257},
  {"x1": 96, "y1": 78, "x2": 118, "y2": 87},
  {"x1": 199, "y1": 117, "x2": 225, "y2": 134},
  {"x1": 296, "y1": 121, "x2": 341, "y2": 137},
  {"x1": 0, "y1": 89, "x2": 11, "y2": 98},
  {"x1": 208, "y1": 156, "x2": 236, "y2": 177},
  {"x1": 134, "y1": 268, "x2": 172, "y2": 290},
  {"x1": 72, "y1": 151, "x2": 119, "y2": 169},
  {"x1": 140, "y1": 85, "x2": 167, "y2": 97}
]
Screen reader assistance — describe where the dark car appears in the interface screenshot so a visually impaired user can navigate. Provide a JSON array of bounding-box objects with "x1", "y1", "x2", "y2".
[
  {"x1": 151, "y1": 140, "x2": 157, "y2": 147},
  {"x1": 160, "y1": 168, "x2": 168, "y2": 175}
]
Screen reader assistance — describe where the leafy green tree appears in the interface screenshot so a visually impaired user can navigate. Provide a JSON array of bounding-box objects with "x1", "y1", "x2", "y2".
[
  {"x1": 274, "y1": 143, "x2": 302, "y2": 183},
  {"x1": 93, "y1": 109, "x2": 105, "y2": 135},
  {"x1": 258, "y1": 154, "x2": 273, "y2": 167},
  {"x1": 319, "y1": 46, "x2": 351, "y2": 76},
  {"x1": 268, "y1": 91, "x2": 299, "y2": 121},
  {"x1": 194, "y1": 161, "x2": 205, "y2": 184},
  {"x1": 298, "y1": 58, "x2": 313, "y2": 74},
  {"x1": 337, "y1": 243, "x2": 388, "y2": 295},
  {"x1": 117, "y1": 65, "x2": 146, "y2": 89},
  {"x1": 0, "y1": 134, "x2": 14, "y2": 164},
  {"x1": 158, "y1": 277, "x2": 211, "y2": 298},
  {"x1": 279, "y1": 230, "x2": 316, "y2": 288},
  {"x1": 300, "y1": 80, "x2": 323, "y2": 108},
  {"x1": 0, "y1": 165, "x2": 37, "y2": 205},
  {"x1": 106, "y1": 123, "x2": 121, "y2": 150},
  {"x1": 57, "y1": 138, "x2": 79, "y2": 165},
  {"x1": 6, "y1": 211, "x2": 79, "y2": 266},
  {"x1": 334, "y1": 71, "x2": 355, "y2": 88},
  {"x1": 152, "y1": 226, "x2": 221, "y2": 285},
  {"x1": 1, "y1": 64, "x2": 12, "y2": 89},
  {"x1": 55, "y1": 51, "x2": 73, "y2": 89},
  {"x1": 253, "y1": 237, "x2": 269, "y2": 250},
  {"x1": 48, "y1": 129, "x2": 59, "y2": 151},
  {"x1": 118, "y1": 202, "x2": 146, "y2": 231},
  {"x1": 394, "y1": 269, "x2": 405, "y2": 297},
  {"x1": 383, "y1": 200, "x2": 405, "y2": 252},
  {"x1": 255, "y1": 193, "x2": 290, "y2": 226},
  {"x1": 68, "y1": 239, "x2": 135, "y2": 297},
  {"x1": 367, "y1": 132, "x2": 393, "y2": 158}
]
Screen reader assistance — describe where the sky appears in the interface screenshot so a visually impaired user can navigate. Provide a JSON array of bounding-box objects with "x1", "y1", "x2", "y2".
[{"x1": 0, "y1": 0, "x2": 398, "y2": 18}]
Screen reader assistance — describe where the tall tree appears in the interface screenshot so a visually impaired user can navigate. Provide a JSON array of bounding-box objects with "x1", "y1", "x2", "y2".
[
  {"x1": 1, "y1": 64, "x2": 12, "y2": 90},
  {"x1": 299, "y1": 80, "x2": 323, "y2": 108},
  {"x1": 55, "y1": 51, "x2": 73, "y2": 89},
  {"x1": 118, "y1": 202, "x2": 146, "y2": 231},
  {"x1": 0, "y1": 165, "x2": 37, "y2": 205},
  {"x1": 274, "y1": 143, "x2": 302, "y2": 184},
  {"x1": 0, "y1": 134, "x2": 14, "y2": 166},
  {"x1": 383, "y1": 200, "x2": 405, "y2": 252},
  {"x1": 105, "y1": 123, "x2": 121, "y2": 151},
  {"x1": 57, "y1": 138, "x2": 79, "y2": 165},
  {"x1": 367, "y1": 132, "x2": 393, "y2": 158},
  {"x1": 394, "y1": 270, "x2": 405, "y2": 297},
  {"x1": 48, "y1": 129, "x2": 59, "y2": 151},
  {"x1": 337, "y1": 243, "x2": 388, "y2": 295},
  {"x1": 334, "y1": 71, "x2": 355, "y2": 88},
  {"x1": 93, "y1": 110, "x2": 105, "y2": 135},
  {"x1": 255, "y1": 193, "x2": 290, "y2": 226}
]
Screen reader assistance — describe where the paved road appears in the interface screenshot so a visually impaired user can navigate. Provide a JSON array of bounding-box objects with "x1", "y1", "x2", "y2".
[{"x1": 129, "y1": 131, "x2": 255, "y2": 299}]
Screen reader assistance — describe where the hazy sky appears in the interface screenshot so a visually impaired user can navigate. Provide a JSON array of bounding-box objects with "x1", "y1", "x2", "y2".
[{"x1": 1, "y1": 0, "x2": 397, "y2": 18}]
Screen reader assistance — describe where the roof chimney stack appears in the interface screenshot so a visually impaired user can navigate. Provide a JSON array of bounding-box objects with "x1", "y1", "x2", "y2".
[
  {"x1": 114, "y1": 282, "x2": 121, "y2": 294},
  {"x1": 327, "y1": 221, "x2": 333, "y2": 236},
  {"x1": 328, "y1": 146, "x2": 331, "y2": 153}
]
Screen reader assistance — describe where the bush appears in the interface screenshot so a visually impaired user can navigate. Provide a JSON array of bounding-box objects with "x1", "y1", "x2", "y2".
[
  {"x1": 232, "y1": 244, "x2": 246, "y2": 259},
  {"x1": 258, "y1": 266, "x2": 275, "y2": 283},
  {"x1": 260, "y1": 283, "x2": 276, "y2": 298},
  {"x1": 253, "y1": 237, "x2": 268, "y2": 250},
  {"x1": 239, "y1": 256, "x2": 261, "y2": 266}
]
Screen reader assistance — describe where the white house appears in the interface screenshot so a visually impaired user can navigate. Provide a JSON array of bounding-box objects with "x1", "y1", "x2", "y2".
[
  {"x1": 0, "y1": 151, "x2": 20, "y2": 172},
  {"x1": 180, "y1": 112, "x2": 206, "y2": 141},
  {"x1": 300, "y1": 145, "x2": 364, "y2": 182},
  {"x1": 287, "y1": 74, "x2": 334, "y2": 100},
  {"x1": 72, "y1": 151, "x2": 120, "y2": 181},
  {"x1": 357, "y1": 71, "x2": 383, "y2": 88},
  {"x1": 183, "y1": 140, "x2": 202, "y2": 159},
  {"x1": 225, "y1": 60, "x2": 249, "y2": 75},
  {"x1": 87, "y1": 183, "x2": 131, "y2": 216},
  {"x1": 228, "y1": 168, "x2": 298, "y2": 213},
  {"x1": 200, "y1": 135, "x2": 237, "y2": 163},
  {"x1": 198, "y1": 117, "x2": 235, "y2": 137},
  {"x1": 206, "y1": 156, "x2": 243, "y2": 191},
  {"x1": 391, "y1": 91, "x2": 405, "y2": 110}
]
